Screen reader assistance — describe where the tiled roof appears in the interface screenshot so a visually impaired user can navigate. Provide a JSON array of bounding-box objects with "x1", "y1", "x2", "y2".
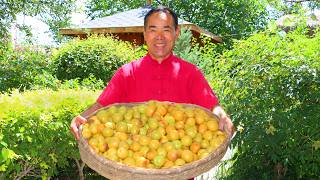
[
  {"x1": 60, "y1": 6, "x2": 222, "y2": 43},
  {"x1": 74, "y1": 6, "x2": 193, "y2": 29}
]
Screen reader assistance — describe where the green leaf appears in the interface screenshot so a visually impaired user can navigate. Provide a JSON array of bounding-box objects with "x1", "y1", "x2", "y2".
[
  {"x1": 312, "y1": 140, "x2": 320, "y2": 150},
  {"x1": 0, "y1": 164, "x2": 7, "y2": 172},
  {"x1": 26, "y1": 136, "x2": 33, "y2": 143},
  {"x1": 40, "y1": 162, "x2": 49, "y2": 170},
  {"x1": 0, "y1": 141, "x2": 7, "y2": 148},
  {"x1": 266, "y1": 124, "x2": 276, "y2": 135},
  {"x1": 19, "y1": 127, "x2": 25, "y2": 132},
  {"x1": 1, "y1": 148, "x2": 17, "y2": 162}
]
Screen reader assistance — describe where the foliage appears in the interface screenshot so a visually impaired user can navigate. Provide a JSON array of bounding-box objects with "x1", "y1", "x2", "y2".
[
  {"x1": 85, "y1": 0, "x2": 145, "y2": 19},
  {"x1": 174, "y1": 28, "x2": 193, "y2": 60},
  {"x1": 0, "y1": 42, "x2": 11, "y2": 62},
  {"x1": 0, "y1": 88, "x2": 99, "y2": 179},
  {"x1": 0, "y1": 0, "x2": 76, "y2": 44},
  {"x1": 210, "y1": 28, "x2": 320, "y2": 179},
  {"x1": 0, "y1": 43, "x2": 106, "y2": 93},
  {"x1": 85, "y1": 0, "x2": 270, "y2": 47},
  {"x1": 51, "y1": 34, "x2": 144, "y2": 84},
  {"x1": 0, "y1": 46, "x2": 52, "y2": 92},
  {"x1": 31, "y1": 73, "x2": 105, "y2": 92},
  {"x1": 174, "y1": 27, "x2": 220, "y2": 77},
  {"x1": 37, "y1": 0, "x2": 77, "y2": 43}
]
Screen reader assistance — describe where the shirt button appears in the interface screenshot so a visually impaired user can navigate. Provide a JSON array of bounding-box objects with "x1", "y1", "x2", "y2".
[
  {"x1": 158, "y1": 90, "x2": 161, "y2": 94},
  {"x1": 157, "y1": 75, "x2": 161, "y2": 79}
]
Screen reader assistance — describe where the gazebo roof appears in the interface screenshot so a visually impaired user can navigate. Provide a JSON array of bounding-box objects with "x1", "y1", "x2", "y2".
[{"x1": 60, "y1": 6, "x2": 222, "y2": 43}]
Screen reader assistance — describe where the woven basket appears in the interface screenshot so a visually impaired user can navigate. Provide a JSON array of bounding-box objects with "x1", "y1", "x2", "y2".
[{"x1": 78, "y1": 102, "x2": 232, "y2": 180}]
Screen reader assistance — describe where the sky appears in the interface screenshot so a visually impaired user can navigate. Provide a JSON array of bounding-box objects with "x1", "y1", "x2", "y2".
[{"x1": 11, "y1": 0, "x2": 88, "y2": 46}]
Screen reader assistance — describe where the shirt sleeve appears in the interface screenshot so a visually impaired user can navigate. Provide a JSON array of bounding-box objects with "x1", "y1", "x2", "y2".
[
  {"x1": 96, "y1": 67, "x2": 126, "y2": 106},
  {"x1": 189, "y1": 67, "x2": 219, "y2": 111}
]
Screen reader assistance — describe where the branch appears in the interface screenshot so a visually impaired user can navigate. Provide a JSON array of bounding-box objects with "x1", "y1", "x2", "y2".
[
  {"x1": 14, "y1": 162, "x2": 34, "y2": 180},
  {"x1": 75, "y1": 158, "x2": 81, "y2": 170},
  {"x1": 81, "y1": 161, "x2": 85, "y2": 169},
  {"x1": 74, "y1": 158, "x2": 86, "y2": 180}
]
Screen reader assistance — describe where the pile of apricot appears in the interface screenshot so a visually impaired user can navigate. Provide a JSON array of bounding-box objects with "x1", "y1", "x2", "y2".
[{"x1": 82, "y1": 101, "x2": 226, "y2": 169}]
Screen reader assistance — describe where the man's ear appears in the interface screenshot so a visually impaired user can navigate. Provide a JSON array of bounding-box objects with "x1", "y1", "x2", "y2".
[{"x1": 175, "y1": 26, "x2": 180, "y2": 40}]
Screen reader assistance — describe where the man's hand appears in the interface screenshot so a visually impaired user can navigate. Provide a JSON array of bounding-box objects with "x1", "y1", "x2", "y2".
[
  {"x1": 70, "y1": 115, "x2": 87, "y2": 140},
  {"x1": 212, "y1": 105, "x2": 235, "y2": 136},
  {"x1": 218, "y1": 114, "x2": 235, "y2": 136},
  {"x1": 70, "y1": 102, "x2": 103, "y2": 140}
]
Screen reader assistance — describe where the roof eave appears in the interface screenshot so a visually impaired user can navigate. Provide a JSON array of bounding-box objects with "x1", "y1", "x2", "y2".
[
  {"x1": 60, "y1": 26, "x2": 145, "y2": 35},
  {"x1": 60, "y1": 25, "x2": 222, "y2": 43}
]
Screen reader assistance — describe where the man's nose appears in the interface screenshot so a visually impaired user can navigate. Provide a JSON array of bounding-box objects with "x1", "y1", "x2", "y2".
[{"x1": 155, "y1": 31, "x2": 165, "y2": 40}]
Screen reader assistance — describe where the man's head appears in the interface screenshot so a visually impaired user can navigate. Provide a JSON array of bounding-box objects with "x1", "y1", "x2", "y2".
[
  {"x1": 144, "y1": 6, "x2": 178, "y2": 30},
  {"x1": 143, "y1": 6, "x2": 180, "y2": 63}
]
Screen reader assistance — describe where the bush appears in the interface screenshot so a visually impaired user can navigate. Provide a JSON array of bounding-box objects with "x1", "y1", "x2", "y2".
[
  {"x1": 174, "y1": 28, "x2": 221, "y2": 77},
  {"x1": 0, "y1": 46, "x2": 52, "y2": 92},
  {"x1": 0, "y1": 88, "x2": 100, "y2": 179},
  {"x1": 211, "y1": 28, "x2": 320, "y2": 179},
  {"x1": 52, "y1": 34, "x2": 144, "y2": 83},
  {"x1": 31, "y1": 73, "x2": 105, "y2": 91}
]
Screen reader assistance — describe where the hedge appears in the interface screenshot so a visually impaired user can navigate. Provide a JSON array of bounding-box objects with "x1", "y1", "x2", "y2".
[{"x1": 0, "y1": 88, "x2": 100, "y2": 179}]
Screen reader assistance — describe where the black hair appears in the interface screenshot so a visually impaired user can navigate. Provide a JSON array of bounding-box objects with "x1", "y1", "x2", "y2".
[{"x1": 144, "y1": 6, "x2": 178, "y2": 30}]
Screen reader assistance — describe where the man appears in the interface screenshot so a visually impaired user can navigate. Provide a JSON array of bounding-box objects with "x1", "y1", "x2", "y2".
[{"x1": 70, "y1": 6, "x2": 234, "y2": 140}]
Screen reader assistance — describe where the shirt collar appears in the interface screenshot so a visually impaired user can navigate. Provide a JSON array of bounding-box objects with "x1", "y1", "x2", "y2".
[{"x1": 145, "y1": 53, "x2": 175, "y2": 65}]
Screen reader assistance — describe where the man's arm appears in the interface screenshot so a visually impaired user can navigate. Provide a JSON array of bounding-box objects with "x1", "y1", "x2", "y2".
[
  {"x1": 70, "y1": 102, "x2": 103, "y2": 140},
  {"x1": 212, "y1": 105, "x2": 235, "y2": 136}
]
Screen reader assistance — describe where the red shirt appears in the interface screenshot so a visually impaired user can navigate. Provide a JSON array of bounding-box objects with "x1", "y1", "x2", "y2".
[{"x1": 97, "y1": 53, "x2": 219, "y2": 110}]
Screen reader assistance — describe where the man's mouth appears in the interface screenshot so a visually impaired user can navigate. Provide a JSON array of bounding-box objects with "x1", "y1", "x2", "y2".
[{"x1": 154, "y1": 43, "x2": 166, "y2": 47}]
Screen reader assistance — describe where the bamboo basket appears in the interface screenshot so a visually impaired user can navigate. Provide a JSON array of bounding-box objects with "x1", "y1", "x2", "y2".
[{"x1": 78, "y1": 102, "x2": 232, "y2": 180}]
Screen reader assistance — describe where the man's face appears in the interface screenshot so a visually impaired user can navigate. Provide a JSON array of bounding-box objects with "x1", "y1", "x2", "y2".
[{"x1": 144, "y1": 11, "x2": 180, "y2": 62}]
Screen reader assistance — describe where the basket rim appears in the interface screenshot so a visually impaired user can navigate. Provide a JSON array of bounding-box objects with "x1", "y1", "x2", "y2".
[{"x1": 79, "y1": 101, "x2": 232, "y2": 175}]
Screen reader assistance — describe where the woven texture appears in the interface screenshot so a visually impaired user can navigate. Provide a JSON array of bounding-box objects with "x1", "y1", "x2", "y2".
[{"x1": 78, "y1": 102, "x2": 232, "y2": 180}]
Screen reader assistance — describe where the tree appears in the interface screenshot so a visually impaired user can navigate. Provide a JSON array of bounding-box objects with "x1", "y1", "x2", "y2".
[
  {"x1": 0, "y1": 0, "x2": 76, "y2": 45},
  {"x1": 85, "y1": 0, "x2": 144, "y2": 18}
]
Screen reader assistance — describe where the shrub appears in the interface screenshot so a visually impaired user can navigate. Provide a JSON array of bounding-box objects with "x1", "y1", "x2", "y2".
[
  {"x1": 52, "y1": 34, "x2": 144, "y2": 83},
  {"x1": 31, "y1": 73, "x2": 105, "y2": 91},
  {"x1": 174, "y1": 28, "x2": 221, "y2": 77},
  {"x1": 0, "y1": 88, "x2": 100, "y2": 179},
  {"x1": 0, "y1": 46, "x2": 52, "y2": 92},
  {"x1": 211, "y1": 29, "x2": 320, "y2": 179}
]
